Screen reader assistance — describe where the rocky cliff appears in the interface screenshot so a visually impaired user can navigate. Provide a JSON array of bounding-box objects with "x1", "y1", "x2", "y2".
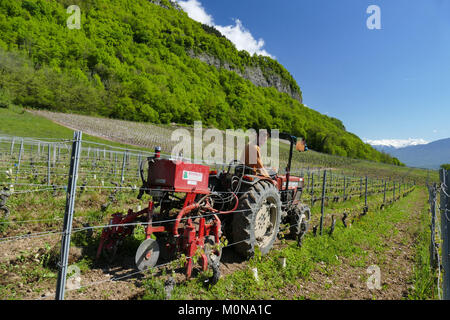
[
  {"x1": 189, "y1": 50, "x2": 302, "y2": 103},
  {"x1": 150, "y1": 0, "x2": 302, "y2": 102}
]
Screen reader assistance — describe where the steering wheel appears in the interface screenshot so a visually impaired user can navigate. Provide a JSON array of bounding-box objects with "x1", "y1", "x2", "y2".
[
  {"x1": 226, "y1": 160, "x2": 242, "y2": 175},
  {"x1": 138, "y1": 157, "x2": 155, "y2": 199},
  {"x1": 227, "y1": 160, "x2": 256, "y2": 177}
]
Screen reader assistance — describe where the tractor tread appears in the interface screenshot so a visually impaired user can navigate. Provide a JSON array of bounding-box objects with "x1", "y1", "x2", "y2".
[{"x1": 232, "y1": 181, "x2": 281, "y2": 259}]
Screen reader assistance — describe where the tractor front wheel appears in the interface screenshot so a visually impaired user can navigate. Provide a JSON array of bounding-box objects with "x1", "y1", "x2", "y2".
[{"x1": 287, "y1": 204, "x2": 311, "y2": 244}]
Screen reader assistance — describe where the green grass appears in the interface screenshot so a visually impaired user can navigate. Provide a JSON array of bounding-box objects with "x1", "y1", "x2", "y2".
[
  {"x1": 0, "y1": 106, "x2": 150, "y2": 152},
  {"x1": 0, "y1": 106, "x2": 438, "y2": 300},
  {"x1": 140, "y1": 188, "x2": 430, "y2": 300},
  {"x1": 408, "y1": 198, "x2": 439, "y2": 300}
]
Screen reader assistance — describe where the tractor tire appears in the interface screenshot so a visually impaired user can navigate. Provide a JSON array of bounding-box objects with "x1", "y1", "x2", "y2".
[
  {"x1": 288, "y1": 204, "x2": 311, "y2": 240},
  {"x1": 232, "y1": 181, "x2": 282, "y2": 259}
]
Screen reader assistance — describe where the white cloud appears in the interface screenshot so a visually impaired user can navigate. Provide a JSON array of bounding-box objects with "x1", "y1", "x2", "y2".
[
  {"x1": 177, "y1": 0, "x2": 214, "y2": 26},
  {"x1": 215, "y1": 20, "x2": 273, "y2": 58},
  {"x1": 365, "y1": 138, "x2": 429, "y2": 149},
  {"x1": 176, "y1": 0, "x2": 273, "y2": 57}
]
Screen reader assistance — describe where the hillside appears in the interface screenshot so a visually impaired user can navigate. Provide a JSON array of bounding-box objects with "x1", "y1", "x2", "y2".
[
  {"x1": 0, "y1": 0, "x2": 401, "y2": 165},
  {"x1": 24, "y1": 108, "x2": 439, "y2": 185}
]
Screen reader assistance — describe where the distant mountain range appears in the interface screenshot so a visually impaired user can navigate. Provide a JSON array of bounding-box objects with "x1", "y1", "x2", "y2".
[{"x1": 370, "y1": 138, "x2": 450, "y2": 169}]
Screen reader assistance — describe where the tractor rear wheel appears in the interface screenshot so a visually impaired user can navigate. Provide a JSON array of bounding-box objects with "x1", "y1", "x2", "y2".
[{"x1": 232, "y1": 181, "x2": 281, "y2": 259}]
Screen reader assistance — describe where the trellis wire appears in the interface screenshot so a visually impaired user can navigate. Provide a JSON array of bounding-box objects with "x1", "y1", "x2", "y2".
[{"x1": 0, "y1": 132, "x2": 418, "y2": 300}]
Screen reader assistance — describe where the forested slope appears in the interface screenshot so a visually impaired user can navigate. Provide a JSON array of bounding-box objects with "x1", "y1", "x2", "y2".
[{"x1": 0, "y1": 0, "x2": 402, "y2": 165}]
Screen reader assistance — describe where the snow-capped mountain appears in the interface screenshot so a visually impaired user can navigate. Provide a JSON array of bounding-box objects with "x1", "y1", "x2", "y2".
[
  {"x1": 367, "y1": 138, "x2": 450, "y2": 169},
  {"x1": 365, "y1": 138, "x2": 429, "y2": 149}
]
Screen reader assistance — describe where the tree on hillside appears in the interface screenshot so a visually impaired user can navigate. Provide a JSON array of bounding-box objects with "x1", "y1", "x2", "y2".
[{"x1": 0, "y1": 0, "x2": 403, "y2": 166}]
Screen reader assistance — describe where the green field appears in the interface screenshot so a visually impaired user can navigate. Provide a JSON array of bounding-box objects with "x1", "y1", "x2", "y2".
[
  {"x1": 0, "y1": 106, "x2": 151, "y2": 152},
  {"x1": 1, "y1": 106, "x2": 438, "y2": 185},
  {"x1": 0, "y1": 106, "x2": 440, "y2": 300}
]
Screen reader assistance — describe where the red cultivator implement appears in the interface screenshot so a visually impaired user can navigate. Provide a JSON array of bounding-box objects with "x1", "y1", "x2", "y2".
[
  {"x1": 97, "y1": 133, "x2": 311, "y2": 284},
  {"x1": 96, "y1": 148, "x2": 236, "y2": 282}
]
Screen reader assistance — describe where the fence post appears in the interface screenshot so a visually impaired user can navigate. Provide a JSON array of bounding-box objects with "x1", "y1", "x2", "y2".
[
  {"x1": 55, "y1": 131, "x2": 82, "y2": 300},
  {"x1": 310, "y1": 173, "x2": 314, "y2": 207},
  {"x1": 393, "y1": 181, "x2": 396, "y2": 201},
  {"x1": 319, "y1": 170, "x2": 327, "y2": 236},
  {"x1": 10, "y1": 138, "x2": 14, "y2": 156},
  {"x1": 53, "y1": 143, "x2": 57, "y2": 166},
  {"x1": 343, "y1": 176, "x2": 346, "y2": 201},
  {"x1": 47, "y1": 144, "x2": 51, "y2": 186},
  {"x1": 383, "y1": 180, "x2": 387, "y2": 204},
  {"x1": 365, "y1": 176, "x2": 368, "y2": 209},
  {"x1": 15, "y1": 139, "x2": 24, "y2": 183},
  {"x1": 121, "y1": 150, "x2": 127, "y2": 184},
  {"x1": 440, "y1": 169, "x2": 450, "y2": 300},
  {"x1": 93, "y1": 148, "x2": 98, "y2": 169},
  {"x1": 429, "y1": 184, "x2": 438, "y2": 269},
  {"x1": 137, "y1": 154, "x2": 142, "y2": 177},
  {"x1": 114, "y1": 152, "x2": 117, "y2": 176},
  {"x1": 307, "y1": 170, "x2": 310, "y2": 192},
  {"x1": 329, "y1": 170, "x2": 332, "y2": 194}
]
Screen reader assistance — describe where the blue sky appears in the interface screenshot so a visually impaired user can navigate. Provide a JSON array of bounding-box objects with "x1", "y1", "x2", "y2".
[{"x1": 177, "y1": 0, "x2": 450, "y2": 147}]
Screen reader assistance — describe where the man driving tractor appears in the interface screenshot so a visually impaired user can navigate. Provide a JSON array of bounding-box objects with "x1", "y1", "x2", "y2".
[
  {"x1": 242, "y1": 130, "x2": 307, "y2": 178},
  {"x1": 241, "y1": 130, "x2": 271, "y2": 177}
]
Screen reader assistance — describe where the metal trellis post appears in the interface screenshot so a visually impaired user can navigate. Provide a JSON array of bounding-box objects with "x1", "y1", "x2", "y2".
[
  {"x1": 393, "y1": 181, "x2": 396, "y2": 201},
  {"x1": 121, "y1": 150, "x2": 127, "y2": 184},
  {"x1": 47, "y1": 144, "x2": 51, "y2": 186},
  {"x1": 137, "y1": 154, "x2": 142, "y2": 178},
  {"x1": 365, "y1": 176, "x2": 368, "y2": 208},
  {"x1": 440, "y1": 169, "x2": 450, "y2": 300},
  {"x1": 15, "y1": 139, "x2": 24, "y2": 183},
  {"x1": 319, "y1": 170, "x2": 327, "y2": 236},
  {"x1": 55, "y1": 131, "x2": 82, "y2": 300},
  {"x1": 10, "y1": 138, "x2": 14, "y2": 156},
  {"x1": 343, "y1": 176, "x2": 346, "y2": 201},
  {"x1": 310, "y1": 173, "x2": 314, "y2": 207},
  {"x1": 429, "y1": 184, "x2": 438, "y2": 269}
]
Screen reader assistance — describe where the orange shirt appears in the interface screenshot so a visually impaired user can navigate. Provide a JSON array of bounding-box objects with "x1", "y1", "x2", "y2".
[{"x1": 241, "y1": 143, "x2": 270, "y2": 177}]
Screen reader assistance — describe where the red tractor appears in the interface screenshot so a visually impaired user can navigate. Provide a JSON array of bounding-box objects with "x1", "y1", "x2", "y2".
[{"x1": 96, "y1": 133, "x2": 310, "y2": 284}]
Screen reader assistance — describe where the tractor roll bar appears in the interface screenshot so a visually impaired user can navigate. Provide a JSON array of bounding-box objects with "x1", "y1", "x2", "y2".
[{"x1": 279, "y1": 133, "x2": 297, "y2": 191}]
